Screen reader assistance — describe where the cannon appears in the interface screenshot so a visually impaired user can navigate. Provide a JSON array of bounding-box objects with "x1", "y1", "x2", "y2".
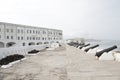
[
  {"x1": 67, "y1": 42, "x2": 74, "y2": 46},
  {"x1": 68, "y1": 42, "x2": 75, "y2": 46},
  {"x1": 79, "y1": 43, "x2": 90, "y2": 49},
  {"x1": 74, "y1": 43, "x2": 79, "y2": 47},
  {"x1": 76, "y1": 44, "x2": 83, "y2": 48},
  {"x1": 0, "y1": 54, "x2": 24, "y2": 65},
  {"x1": 84, "y1": 44, "x2": 99, "y2": 52},
  {"x1": 95, "y1": 45, "x2": 117, "y2": 58}
]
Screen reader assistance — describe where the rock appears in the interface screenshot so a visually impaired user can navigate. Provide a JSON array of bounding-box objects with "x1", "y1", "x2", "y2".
[{"x1": 112, "y1": 52, "x2": 120, "y2": 62}]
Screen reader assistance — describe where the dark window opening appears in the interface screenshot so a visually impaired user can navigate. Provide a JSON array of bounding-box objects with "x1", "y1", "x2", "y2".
[
  {"x1": 28, "y1": 42, "x2": 35, "y2": 46},
  {"x1": 11, "y1": 36, "x2": 13, "y2": 39},
  {"x1": 21, "y1": 37, "x2": 23, "y2": 40},
  {"x1": 7, "y1": 36, "x2": 9, "y2": 39},
  {"x1": 27, "y1": 37, "x2": 29, "y2": 40},
  {"x1": 23, "y1": 43, "x2": 25, "y2": 46},
  {"x1": 18, "y1": 36, "x2": 20, "y2": 40},
  {"x1": 33, "y1": 37, "x2": 35, "y2": 40},
  {"x1": 59, "y1": 33, "x2": 62, "y2": 35},
  {"x1": 44, "y1": 42, "x2": 49, "y2": 44},
  {"x1": 42, "y1": 37, "x2": 44, "y2": 40}
]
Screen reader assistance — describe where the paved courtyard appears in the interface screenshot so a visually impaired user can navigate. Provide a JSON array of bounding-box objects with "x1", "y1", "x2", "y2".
[{"x1": 0, "y1": 45, "x2": 120, "y2": 80}]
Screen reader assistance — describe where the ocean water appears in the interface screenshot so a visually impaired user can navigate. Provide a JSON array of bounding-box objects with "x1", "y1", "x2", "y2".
[{"x1": 85, "y1": 40, "x2": 120, "y2": 51}]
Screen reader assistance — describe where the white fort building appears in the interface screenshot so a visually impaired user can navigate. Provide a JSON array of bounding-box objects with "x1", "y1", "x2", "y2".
[
  {"x1": 0, "y1": 22, "x2": 63, "y2": 48},
  {"x1": 0, "y1": 22, "x2": 62, "y2": 61}
]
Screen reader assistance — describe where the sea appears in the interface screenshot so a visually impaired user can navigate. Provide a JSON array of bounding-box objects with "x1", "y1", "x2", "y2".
[{"x1": 85, "y1": 40, "x2": 120, "y2": 51}]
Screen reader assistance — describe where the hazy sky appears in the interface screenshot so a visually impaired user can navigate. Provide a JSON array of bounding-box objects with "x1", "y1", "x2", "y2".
[{"x1": 0, "y1": 0, "x2": 120, "y2": 40}]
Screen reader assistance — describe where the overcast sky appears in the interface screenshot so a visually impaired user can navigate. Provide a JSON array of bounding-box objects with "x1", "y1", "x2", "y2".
[{"x1": 0, "y1": 0, "x2": 120, "y2": 40}]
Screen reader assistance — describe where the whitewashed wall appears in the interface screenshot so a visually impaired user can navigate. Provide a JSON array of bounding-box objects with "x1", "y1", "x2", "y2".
[{"x1": 0, "y1": 45, "x2": 46, "y2": 60}]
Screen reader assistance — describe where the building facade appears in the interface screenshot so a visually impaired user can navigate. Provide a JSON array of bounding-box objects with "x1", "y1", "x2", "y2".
[{"x1": 0, "y1": 22, "x2": 63, "y2": 48}]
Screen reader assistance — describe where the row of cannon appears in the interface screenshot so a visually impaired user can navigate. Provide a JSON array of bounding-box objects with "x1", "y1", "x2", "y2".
[{"x1": 67, "y1": 42, "x2": 117, "y2": 58}]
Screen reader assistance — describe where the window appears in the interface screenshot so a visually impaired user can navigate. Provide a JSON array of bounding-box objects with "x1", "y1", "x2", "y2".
[
  {"x1": 43, "y1": 31, "x2": 46, "y2": 34},
  {"x1": 59, "y1": 33, "x2": 62, "y2": 35},
  {"x1": 27, "y1": 37, "x2": 29, "y2": 40},
  {"x1": 23, "y1": 43, "x2": 25, "y2": 46},
  {"x1": 0, "y1": 28, "x2": 1, "y2": 32},
  {"x1": 18, "y1": 36, "x2": 20, "y2": 40},
  {"x1": 21, "y1": 36, "x2": 23, "y2": 40},
  {"x1": 39, "y1": 37, "x2": 40, "y2": 40},
  {"x1": 33, "y1": 37, "x2": 35, "y2": 40},
  {"x1": 7, "y1": 36, "x2": 9, "y2": 39},
  {"x1": 11, "y1": 36, "x2": 13, "y2": 39},
  {"x1": 44, "y1": 42, "x2": 49, "y2": 44},
  {"x1": 42, "y1": 37, "x2": 44, "y2": 40},
  {"x1": 48, "y1": 38, "x2": 50, "y2": 40}
]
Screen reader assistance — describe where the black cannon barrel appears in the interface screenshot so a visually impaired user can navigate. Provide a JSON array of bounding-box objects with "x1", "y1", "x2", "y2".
[
  {"x1": 73, "y1": 43, "x2": 79, "y2": 47},
  {"x1": 76, "y1": 44, "x2": 80, "y2": 47},
  {"x1": 67, "y1": 42, "x2": 75, "y2": 46},
  {"x1": 76, "y1": 44, "x2": 83, "y2": 48},
  {"x1": 84, "y1": 44, "x2": 99, "y2": 52},
  {"x1": 79, "y1": 43, "x2": 90, "y2": 49},
  {"x1": 95, "y1": 45, "x2": 117, "y2": 58}
]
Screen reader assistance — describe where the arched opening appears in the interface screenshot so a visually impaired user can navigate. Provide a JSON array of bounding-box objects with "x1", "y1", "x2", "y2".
[
  {"x1": 36, "y1": 42, "x2": 42, "y2": 45},
  {"x1": 0, "y1": 42, "x2": 4, "y2": 48},
  {"x1": 6, "y1": 42, "x2": 16, "y2": 47},
  {"x1": 44, "y1": 42, "x2": 49, "y2": 44},
  {"x1": 28, "y1": 42, "x2": 35, "y2": 46}
]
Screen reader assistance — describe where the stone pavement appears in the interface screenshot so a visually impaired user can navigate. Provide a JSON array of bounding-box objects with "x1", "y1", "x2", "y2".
[{"x1": 0, "y1": 45, "x2": 120, "y2": 80}]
